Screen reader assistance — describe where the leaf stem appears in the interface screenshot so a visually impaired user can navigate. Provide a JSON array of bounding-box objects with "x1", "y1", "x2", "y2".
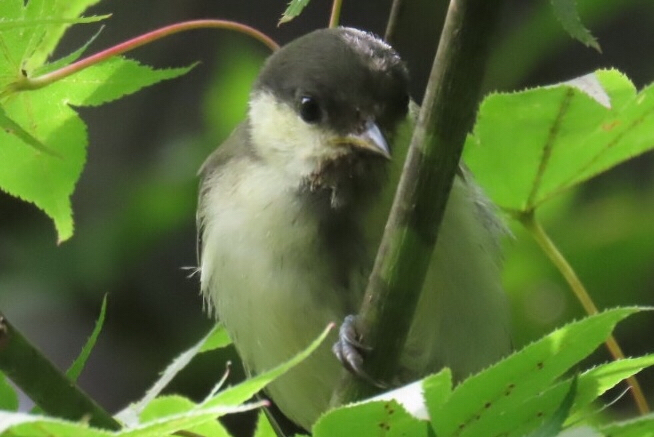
[
  {"x1": 0, "y1": 313, "x2": 121, "y2": 430},
  {"x1": 519, "y1": 211, "x2": 650, "y2": 415},
  {"x1": 331, "y1": 0, "x2": 505, "y2": 405},
  {"x1": 10, "y1": 20, "x2": 278, "y2": 93},
  {"x1": 328, "y1": 0, "x2": 344, "y2": 28}
]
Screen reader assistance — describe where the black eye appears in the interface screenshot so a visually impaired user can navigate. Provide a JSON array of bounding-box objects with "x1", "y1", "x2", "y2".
[{"x1": 299, "y1": 96, "x2": 322, "y2": 124}]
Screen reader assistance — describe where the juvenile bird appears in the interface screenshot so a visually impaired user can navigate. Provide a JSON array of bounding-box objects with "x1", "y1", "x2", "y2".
[{"x1": 197, "y1": 27, "x2": 511, "y2": 430}]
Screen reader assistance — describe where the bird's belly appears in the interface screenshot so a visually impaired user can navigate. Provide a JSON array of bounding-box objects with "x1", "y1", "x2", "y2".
[
  {"x1": 200, "y1": 174, "x2": 358, "y2": 428},
  {"x1": 211, "y1": 242, "x2": 344, "y2": 427},
  {"x1": 212, "y1": 228, "x2": 349, "y2": 427}
]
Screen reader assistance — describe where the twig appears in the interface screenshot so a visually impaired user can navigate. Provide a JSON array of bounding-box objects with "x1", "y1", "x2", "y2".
[
  {"x1": 328, "y1": 0, "x2": 344, "y2": 28},
  {"x1": 384, "y1": 0, "x2": 404, "y2": 43},
  {"x1": 331, "y1": 0, "x2": 505, "y2": 405}
]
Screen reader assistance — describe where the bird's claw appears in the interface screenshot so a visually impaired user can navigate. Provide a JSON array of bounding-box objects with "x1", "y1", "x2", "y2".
[{"x1": 332, "y1": 315, "x2": 387, "y2": 389}]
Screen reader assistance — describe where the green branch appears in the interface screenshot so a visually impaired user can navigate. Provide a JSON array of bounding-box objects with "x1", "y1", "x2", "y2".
[
  {"x1": 328, "y1": 0, "x2": 344, "y2": 28},
  {"x1": 331, "y1": 0, "x2": 505, "y2": 405},
  {"x1": 0, "y1": 314, "x2": 121, "y2": 430},
  {"x1": 384, "y1": 0, "x2": 404, "y2": 43}
]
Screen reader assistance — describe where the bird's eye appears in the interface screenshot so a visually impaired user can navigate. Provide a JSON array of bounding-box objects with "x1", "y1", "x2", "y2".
[{"x1": 298, "y1": 96, "x2": 322, "y2": 124}]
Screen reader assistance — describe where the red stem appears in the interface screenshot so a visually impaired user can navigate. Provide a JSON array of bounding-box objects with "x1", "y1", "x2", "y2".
[{"x1": 16, "y1": 19, "x2": 279, "y2": 91}]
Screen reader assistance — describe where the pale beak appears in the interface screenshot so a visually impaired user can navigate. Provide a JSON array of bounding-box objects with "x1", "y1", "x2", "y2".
[{"x1": 330, "y1": 121, "x2": 391, "y2": 159}]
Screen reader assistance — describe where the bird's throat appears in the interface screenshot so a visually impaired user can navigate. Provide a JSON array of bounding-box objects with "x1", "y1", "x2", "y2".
[{"x1": 301, "y1": 152, "x2": 388, "y2": 211}]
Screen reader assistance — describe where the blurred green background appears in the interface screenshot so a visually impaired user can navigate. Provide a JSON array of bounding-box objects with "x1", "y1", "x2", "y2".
[{"x1": 1, "y1": 0, "x2": 653, "y2": 435}]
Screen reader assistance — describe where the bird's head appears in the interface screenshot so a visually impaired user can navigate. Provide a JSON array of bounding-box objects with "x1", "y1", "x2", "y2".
[{"x1": 247, "y1": 27, "x2": 410, "y2": 208}]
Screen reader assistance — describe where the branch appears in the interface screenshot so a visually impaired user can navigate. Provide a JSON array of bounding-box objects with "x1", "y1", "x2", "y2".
[
  {"x1": 0, "y1": 314, "x2": 121, "y2": 430},
  {"x1": 328, "y1": 0, "x2": 344, "y2": 28},
  {"x1": 384, "y1": 0, "x2": 404, "y2": 43},
  {"x1": 332, "y1": 0, "x2": 505, "y2": 404}
]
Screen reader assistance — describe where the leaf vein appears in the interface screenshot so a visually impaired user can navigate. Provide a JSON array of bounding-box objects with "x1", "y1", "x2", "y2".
[
  {"x1": 537, "y1": 98, "x2": 654, "y2": 207},
  {"x1": 526, "y1": 88, "x2": 574, "y2": 209}
]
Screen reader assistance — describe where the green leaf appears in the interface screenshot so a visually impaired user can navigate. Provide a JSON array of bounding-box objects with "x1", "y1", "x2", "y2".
[
  {"x1": 0, "y1": 0, "x2": 195, "y2": 242},
  {"x1": 568, "y1": 354, "x2": 654, "y2": 423},
  {"x1": 254, "y1": 410, "x2": 277, "y2": 437},
  {"x1": 0, "y1": 0, "x2": 193, "y2": 242},
  {"x1": 313, "y1": 399, "x2": 429, "y2": 437},
  {"x1": 139, "y1": 395, "x2": 194, "y2": 421},
  {"x1": 0, "y1": 98, "x2": 86, "y2": 242},
  {"x1": 429, "y1": 307, "x2": 641, "y2": 437},
  {"x1": 464, "y1": 70, "x2": 654, "y2": 214},
  {"x1": 199, "y1": 323, "x2": 232, "y2": 353},
  {"x1": 600, "y1": 413, "x2": 654, "y2": 437},
  {"x1": 116, "y1": 324, "x2": 229, "y2": 426},
  {"x1": 0, "y1": 0, "x2": 107, "y2": 78},
  {"x1": 117, "y1": 403, "x2": 261, "y2": 437},
  {"x1": 0, "y1": 15, "x2": 108, "y2": 32},
  {"x1": 0, "y1": 411, "x2": 113, "y2": 437},
  {"x1": 204, "y1": 323, "x2": 332, "y2": 408},
  {"x1": 66, "y1": 295, "x2": 107, "y2": 382},
  {"x1": 22, "y1": 0, "x2": 105, "y2": 71},
  {"x1": 0, "y1": 372, "x2": 19, "y2": 411},
  {"x1": 423, "y1": 368, "x2": 453, "y2": 419},
  {"x1": 139, "y1": 395, "x2": 231, "y2": 437},
  {"x1": 44, "y1": 58, "x2": 194, "y2": 107},
  {"x1": 525, "y1": 376, "x2": 577, "y2": 437},
  {"x1": 0, "y1": 105, "x2": 59, "y2": 156},
  {"x1": 279, "y1": 0, "x2": 311, "y2": 25},
  {"x1": 550, "y1": 0, "x2": 601, "y2": 52},
  {"x1": 558, "y1": 426, "x2": 602, "y2": 437},
  {"x1": 118, "y1": 322, "x2": 323, "y2": 429},
  {"x1": 33, "y1": 25, "x2": 105, "y2": 76},
  {"x1": 0, "y1": 405, "x2": 239, "y2": 437},
  {"x1": 502, "y1": 353, "x2": 654, "y2": 432},
  {"x1": 116, "y1": 326, "x2": 331, "y2": 437}
]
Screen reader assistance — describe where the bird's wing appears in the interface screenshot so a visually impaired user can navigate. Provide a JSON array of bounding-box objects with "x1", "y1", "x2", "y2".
[{"x1": 195, "y1": 121, "x2": 252, "y2": 269}]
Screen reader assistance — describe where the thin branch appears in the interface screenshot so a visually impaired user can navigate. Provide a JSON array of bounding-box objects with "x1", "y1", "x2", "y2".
[
  {"x1": 328, "y1": 0, "x2": 344, "y2": 28},
  {"x1": 0, "y1": 314, "x2": 121, "y2": 430},
  {"x1": 519, "y1": 211, "x2": 650, "y2": 415},
  {"x1": 384, "y1": 0, "x2": 404, "y2": 43},
  {"x1": 331, "y1": 0, "x2": 505, "y2": 405},
  {"x1": 8, "y1": 20, "x2": 278, "y2": 93}
]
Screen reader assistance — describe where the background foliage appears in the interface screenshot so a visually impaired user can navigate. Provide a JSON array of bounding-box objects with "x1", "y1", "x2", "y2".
[{"x1": 0, "y1": 0, "x2": 653, "y2": 436}]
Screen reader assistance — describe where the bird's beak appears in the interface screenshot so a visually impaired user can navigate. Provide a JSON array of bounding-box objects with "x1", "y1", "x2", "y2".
[{"x1": 331, "y1": 121, "x2": 391, "y2": 159}]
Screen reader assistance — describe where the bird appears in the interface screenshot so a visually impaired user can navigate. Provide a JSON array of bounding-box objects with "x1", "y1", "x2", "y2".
[{"x1": 197, "y1": 26, "x2": 511, "y2": 430}]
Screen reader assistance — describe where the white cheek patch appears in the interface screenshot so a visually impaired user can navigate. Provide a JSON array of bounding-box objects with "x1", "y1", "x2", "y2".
[{"x1": 248, "y1": 91, "x2": 342, "y2": 177}]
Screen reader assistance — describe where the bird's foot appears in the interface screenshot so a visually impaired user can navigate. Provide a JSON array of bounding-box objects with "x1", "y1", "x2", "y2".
[{"x1": 332, "y1": 315, "x2": 387, "y2": 389}]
